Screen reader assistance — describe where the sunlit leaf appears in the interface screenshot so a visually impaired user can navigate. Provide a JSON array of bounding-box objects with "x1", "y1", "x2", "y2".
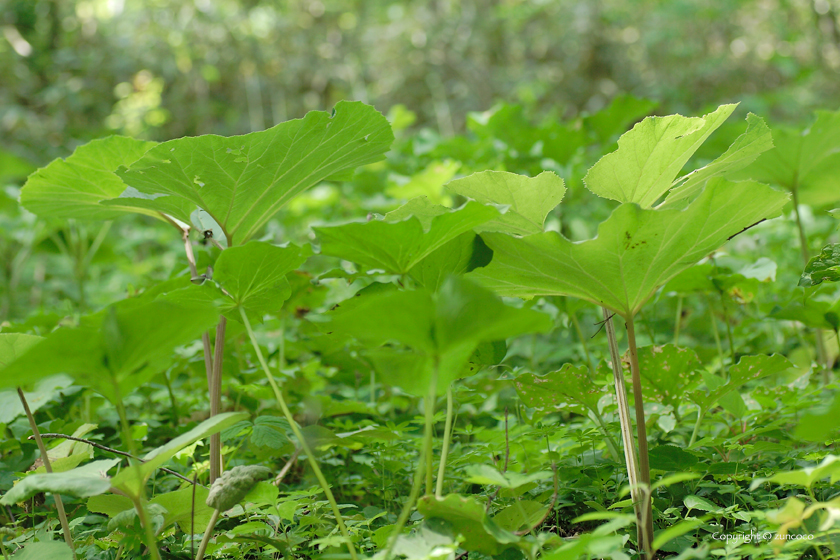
[
  {"x1": 20, "y1": 136, "x2": 157, "y2": 220},
  {"x1": 109, "y1": 101, "x2": 394, "y2": 244},
  {"x1": 417, "y1": 494, "x2": 519, "y2": 554},
  {"x1": 514, "y1": 364, "x2": 603, "y2": 414},
  {"x1": 0, "y1": 458, "x2": 121, "y2": 505},
  {"x1": 468, "y1": 179, "x2": 789, "y2": 318},
  {"x1": 584, "y1": 104, "x2": 736, "y2": 207},
  {"x1": 799, "y1": 244, "x2": 840, "y2": 287}
]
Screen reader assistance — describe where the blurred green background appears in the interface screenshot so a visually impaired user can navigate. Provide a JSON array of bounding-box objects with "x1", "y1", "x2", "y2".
[{"x1": 3, "y1": 0, "x2": 840, "y2": 161}]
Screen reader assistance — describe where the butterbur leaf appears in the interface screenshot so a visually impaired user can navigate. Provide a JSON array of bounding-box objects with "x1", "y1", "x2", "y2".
[
  {"x1": 111, "y1": 411, "x2": 248, "y2": 497},
  {"x1": 468, "y1": 178, "x2": 789, "y2": 318},
  {"x1": 109, "y1": 101, "x2": 394, "y2": 244},
  {"x1": 584, "y1": 104, "x2": 736, "y2": 207},
  {"x1": 417, "y1": 494, "x2": 519, "y2": 555},
  {"x1": 662, "y1": 113, "x2": 774, "y2": 207},
  {"x1": 4, "y1": 542, "x2": 73, "y2": 560},
  {"x1": 799, "y1": 244, "x2": 840, "y2": 287},
  {"x1": 0, "y1": 458, "x2": 121, "y2": 505},
  {"x1": 20, "y1": 136, "x2": 157, "y2": 220},
  {"x1": 0, "y1": 333, "x2": 42, "y2": 370},
  {"x1": 635, "y1": 345, "x2": 702, "y2": 410},
  {"x1": 735, "y1": 109, "x2": 840, "y2": 207},
  {"x1": 445, "y1": 171, "x2": 566, "y2": 235},
  {"x1": 206, "y1": 465, "x2": 274, "y2": 511},
  {"x1": 322, "y1": 276, "x2": 551, "y2": 395},
  {"x1": 514, "y1": 364, "x2": 603, "y2": 414},
  {"x1": 689, "y1": 354, "x2": 792, "y2": 413},
  {"x1": 213, "y1": 242, "x2": 311, "y2": 322},
  {"x1": 315, "y1": 199, "x2": 498, "y2": 275},
  {"x1": 0, "y1": 298, "x2": 219, "y2": 403}
]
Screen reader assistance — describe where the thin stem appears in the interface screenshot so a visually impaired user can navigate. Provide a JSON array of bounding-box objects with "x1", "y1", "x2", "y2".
[
  {"x1": 383, "y1": 362, "x2": 438, "y2": 560},
  {"x1": 718, "y1": 290, "x2": 736, "y2": 366},
  {"x1": 793, "y1": 188, "x2": 830, "y2": 377},
  {"x1": 209, "y1": 317, "x2": 227, "y2": 483},
  {"x1": 590, "y1": 408, "x2": 621, "y2": 461},
  {"x1": 182, "y1": 230, "x2": 215, "y2": 388},
  {"x1": 435, "y1": 385, "x2": 455, "y2": 498},
  {"x1": 570, "y1": 310, "x2": 594, "y2": 371},
  {"x1": 673, "y1": 295, "x2": 683, "y2": 346},
  {"x1": 688, "y1": 407, "x2": 706, "y2": 448},
  {"x1": 602, "y1": 308, "x2": 645, "y2": 553},
  {"x1": 17, "y1": 389, "x2": 76, "y2": 559},
  {"x1": 239, "y1": 308, "x2": 358, "y2": 560},
  {"x1": 707, "y1": 297, "x2": 726, "y2": 374},
  {"x1": 113, "y1": 382, "x2": 162, "y2": 560},
  {"x1": 625, "y1": 317, "x2": 654, "y2": 560},
  {"x1": 1, "y1": 539, "x2": 10, "y2": 560},
  {"x1": 424, "y1": 366, "x2": 438, "y2": 497},
  {"x1": 195, "y1": 508, "x2": 220, "y2": 560}
]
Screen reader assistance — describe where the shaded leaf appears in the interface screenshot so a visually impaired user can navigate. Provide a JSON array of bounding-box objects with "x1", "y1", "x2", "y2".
[
  {"x1": 689, "y1": 354, "x2": 792, "y2": 412},
  {"x1": 417, "y1": 494, "x2": 519, "y2": 555},
  {"x1": 514, "y1": 364, "x2": 603, "y2": 414},
  {"x1": 0, "y1": 459, "x2": 120, "y2": 505},
  {"x1": 799, "y1": 244, "x2": 840, "y2": 287},
  {"x1": 635, "y1": 345, "x2": 702, "y2": 410},
  {"x1": 751, "y1": 455, "x2": 840, "y2": 490}
]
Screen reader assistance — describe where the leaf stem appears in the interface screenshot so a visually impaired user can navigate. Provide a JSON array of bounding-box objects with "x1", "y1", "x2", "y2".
[
  {"x1": 16, "y1": 388, "x2": 76, "y2": 559},
  {"x1": 688, "y1": 407, "x2": 706, "y2": 448},
  {"x1": 424, "y1": 368, "x2": 437, "y2": 497},
  {"x1": 195, "y1": 508, "x2": 220, "y2": 560},
  {"x1": 673, "y1": 295, "x2": 683, "y2": 346},
  {"x1": 570, "y1": 310, "x2": 594, "y2": 371},
  {"x1": 590, "y1": 408, "x2": 621, "y2": 461},
  {"x1": 384, "y1": 361, "x2": 438, "y2": 560},
  {"x1": 182, "y1": 229, "x2": 215, "y2": 388},
  {"x1": 238, "y1": 307, "x2": 358, "y2": 560},
  {"x1": 435, "y1": 385, "x2": 455, "y2": 498},
  {"x1": 602, "y1": 308, "x2": 645, "y2": 554},
  {"x1": 209, "y1": 317, "x2": 227, "y2": 483},
  {"x1": 113, "y1": 389, "x2": 162, "y2": 560},
  {"x1": 625, "y1": 316, "x2": 654, "y2": 560}
]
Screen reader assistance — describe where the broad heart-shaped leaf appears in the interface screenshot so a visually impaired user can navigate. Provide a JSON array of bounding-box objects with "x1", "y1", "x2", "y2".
[
  {"x1": 0, "y1": 333, "x2": 41, "y2": 369},
  {"x1": 20, "y1": 136, "x2": 158, "y2": 220},
  {"x1": 467, "y1": 178, "x2": 789, "y2": 318},
  {"x1": 109, "y1": 101, "x2": 394, "y2": 245},
  {"x1": 514, "y1": 364, "x2": 603, "y2": 414},
  {"x1": 417, "y1": 494, "x2": 519, "y2": 555},
  {"x1": 0, "y1": 458, "x2": 121, "y2": 505},
  {"x1": 110, "y1": 411, "x2": 247, "y2": 497},
  {"x1": 635, "y1": 345, "x2": 702, "y2": 410},
  {"x1": 213, "y1": 242, "x2": 311, "y2": 322},
  {"x1": 689, "y1": 354, "x2": 792, "y2": 413},
  {"x1": 734, "y1": 110, "x2": 840, "y2": 207},
  {"x1": 3, "y1": 541, "x2": 73, "y2": 560},
  {"x1": 751, "y1": 455, "x2": 840, "y2": 491},
  {"x1": 799, "y1": 244, "x2": 840, "y2": 287},
  {"x1": 662, "y1": 113, "x2": 774, "y2": 207},
  {"x1": 0, "y1": 298, "x2": 219, "y2": 403},
  {"x1": 584, "y1": 104, "x2": 736, "y2": 207},
  {"x1": 315, "y1": 200, "x2": 498, "y2": 275},
  {"x1": 320, "y1": 276, "x2": 551, "y2": 395},
  {"x1": 444, "y1": 171, "x2": 566, "y2": 235}
]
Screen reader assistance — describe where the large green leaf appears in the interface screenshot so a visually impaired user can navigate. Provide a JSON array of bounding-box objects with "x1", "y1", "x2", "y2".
[
  {"x1": 407, "y1": 232, "x2": 492, "y2": 291},
  {"x1": 315, "y1": 199, "x2": 498, "y2": 275},
  {"x1": 0, "y1": 333, "x2": 42, "y2": 368},
  {"x1": 584, "y1": 104, "x2": 736, "y2": 207},
  {"x1": 514, "y1": 364, "x2": 603, "y2": 414},
  {"x1": 19, "y1": 136, "x2": 157, "y2": 220},
  {"x1": 213, "y1": 242, "x2": 311, "y2": 321},
  {"x1": 109, "y1": 101, "x2": 393, "y2": 245},
  {"x1": 110, "y1": 411, "x2": 248, "y2": 497},
  {"x1": 751, "y1": 455, "x2": 840, "y2": 491},
  {"x1": 0, "y1": 458, "x2": 121, "y2": 505},
  {"x1": 321, "y1": 276, "x2": 551, "y2": 395},
  {"x1": 735, "y1": 109, "x2": 840, "y2": 207},
  {"x1": 417, "y1": 494, "x2": 519, "y2": 555},
  {"x1": 467, "y1": 179, "x2": 789, "y2": 318},
  {"x1": 0, "y1": 298, "x2": 219, "y2": 402},
  {"x1": 4, "y1": 541, "x2": 74, "y2": 560},
  {"x1": 444, "y1": 171, "x2": 566, "y2": 235}
]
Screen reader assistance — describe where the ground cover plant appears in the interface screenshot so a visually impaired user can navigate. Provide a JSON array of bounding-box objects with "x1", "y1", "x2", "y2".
[{"x1": 0, "y1": 98, "x2": 838, "y2": 560}]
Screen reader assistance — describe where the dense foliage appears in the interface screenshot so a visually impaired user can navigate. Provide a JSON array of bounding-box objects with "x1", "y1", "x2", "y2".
[{"x1": 0, "y1": 96, "x2": 838, "y2": 560}]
